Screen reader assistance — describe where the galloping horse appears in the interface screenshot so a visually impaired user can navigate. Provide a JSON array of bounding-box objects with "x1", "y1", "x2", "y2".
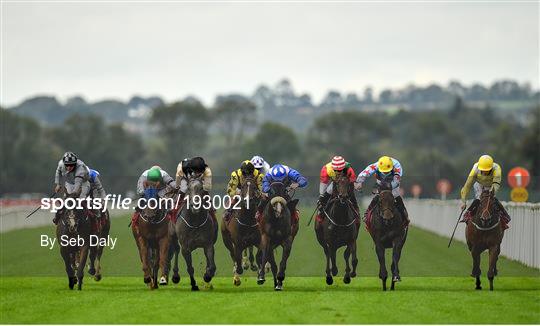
[
  {"x1": 315, "y1": 173, "x2": 359, "y2": 285},
  {"x1": 88, "y1": 209, "x2": 110, "y2": 282},
  {"x1": 172, "y1": 177, "x2": 218, "y2": 291},
  {"x1": 132, "y1": 188, "x2": 171, "y2": 289},
  {"x1": 257, "y1": 182, "x2": 299, "y2": 291},
  {"x1": 366, "y1": 182, "x2": 407, "y2": 291},
  {"x1": 56, "y1": 192, "x2": 91, "y2": 290},
  {"x1": 465, "y1": 189, "x2": 504, "y2": 291},
  {"x1": 222, "y1": 174, "x2": 262, "y2": 286}
]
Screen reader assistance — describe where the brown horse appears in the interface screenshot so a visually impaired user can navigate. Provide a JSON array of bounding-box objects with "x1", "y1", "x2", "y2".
[
  {"x1": 222, "y1": 174, "x2": 262, "y2": 286},
  {"x1": 88, "y1": 209, "x2": 110, "y2": 282},
  {"x1": 366, "y1": 182, "x2": 407, "y2": 291},
  {"x1": 132, "y1": 189, "x2": 171, "y2": 289},
  {"x1": 257, "y1": 182, "x2": 299, "y2": 291},
  {"x1": 315, "y1": 173, "x2": 359, "y2": 285},
  {"x1": 465, "y1": 189, "x2": 504, "y2": 291},
  {"x1": 56, "y1": 193, "x2": 91, "y2": 290}
]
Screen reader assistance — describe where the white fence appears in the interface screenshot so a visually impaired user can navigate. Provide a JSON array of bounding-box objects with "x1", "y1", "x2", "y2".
[
  {"x1": 0, "y1": 205, "x2": 125, "y2": 233},
  {"x1": 404, "y1": 199, "x2": 540, "y2": 269}
]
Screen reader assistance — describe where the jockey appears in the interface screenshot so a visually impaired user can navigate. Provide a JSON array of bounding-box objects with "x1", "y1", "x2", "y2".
[
  {"x1": 460, "y1": 154, "x2": 510, "y2": 229},
  {"x1": 256, "y1": 164, "x2": 308, "y2": 223},
  {"x1": 132, "y1": 166, "x2": 177, "y2": 226},
  {"x1": 176, "y1": 157, "x2": 212, "y2": 194},
  {"x1": 223, "y1": 160, "x2": 263, "y2": 221},
  {"x1": 355, "y1": 156, "x2": 410, "y2": 226},
  {"x1": 251, "y1": 155, "x2": 271, "y2": 175},
  {"x1": 317, "y1": 156, "x2": 359, "y2": 219},
  {"x1": 52, "y1": 152, "x2": 91, "y2": 224}
]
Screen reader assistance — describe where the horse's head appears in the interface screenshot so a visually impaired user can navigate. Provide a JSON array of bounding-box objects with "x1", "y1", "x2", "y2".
[
  {"x1": 269, "y1": 196, "x2": 288, "y2": 219},
  {"x1": 377, "y1": 181, "x2": 396, "y2": 222},
  {"x1": 187, "y1": 176, "x2": 205, "y2": 213},
  {"x1": 140, "y1": 187, "x2": 166, "y2": 223},
  {"x1": 478, "y1": 189, "x2": 495, "y2": 224},
  {"x1": 333, "y1": 172, "x2": 350, "y2": 203},
  {"x1": 240, "y1": 175, "x2": 260, "y2": 209},
  {"x1": 269, "y1": 181, "x2": 288, "y2": 198}
]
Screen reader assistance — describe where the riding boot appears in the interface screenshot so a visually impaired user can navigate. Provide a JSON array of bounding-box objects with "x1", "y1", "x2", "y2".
[
  {"x1": 52, "y1": 210, "x2": 61, "y2": 225},
  {"x1": 394, "y1": 196, "x2": 410, "y2": 226},
  {"x1": 493, "y1": 197, "x2": 511, "y2": 230},
  {"x1": 317, "y1": 193, "x2": 331, "y2": 219},
  {"x1": 348, "y1": 188, "x2": 360, "y2": 217},
  {"x1": 256, "y1": 197, "x2": 268, "y2": 222}
]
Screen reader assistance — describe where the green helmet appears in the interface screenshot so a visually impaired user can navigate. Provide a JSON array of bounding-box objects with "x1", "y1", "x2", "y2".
[{"x1": 147, "y1": 167, "x2": 162, "y2": 182}]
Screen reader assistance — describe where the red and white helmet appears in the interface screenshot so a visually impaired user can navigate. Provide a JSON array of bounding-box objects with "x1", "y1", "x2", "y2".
[{"x1": 331, "y1": 156, "x2": 346, "y2": 171}]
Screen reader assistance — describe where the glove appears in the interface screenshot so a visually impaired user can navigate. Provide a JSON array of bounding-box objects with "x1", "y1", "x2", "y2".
[
  {"x1": 290, "y1": 183, "x2": 299, "y2": 189},
  {"x1": 235, "y1": 188, "x2": 242, "y2": 195},
  {"x1": 54, "y1": 184, "x2": 61, "y2": 193},
  {"x1": 354, "y1": 182, "x2": 362, "y2": 191}
]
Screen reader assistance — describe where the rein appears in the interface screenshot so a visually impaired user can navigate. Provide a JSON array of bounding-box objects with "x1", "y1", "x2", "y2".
[
  {"x1": 139, "y1": 210, "x2": 167, "y2": 225},
  {"x1": 179, "y1": 211, "x2": 209, "y2": 229},
  {"x1": 234, "y1": 216, "x2": 259, "y2": 227},
  {"x1": 472, "y1": 220, "x2": 500, "y2": 231},
  {"x1": 323, "y1": 199, "x2": 357, "y2": 227}
]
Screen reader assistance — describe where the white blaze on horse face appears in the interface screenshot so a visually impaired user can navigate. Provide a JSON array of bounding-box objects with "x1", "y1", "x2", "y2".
[{"x1": 275, "y1": 202, "x2": 282, "y2": 217}]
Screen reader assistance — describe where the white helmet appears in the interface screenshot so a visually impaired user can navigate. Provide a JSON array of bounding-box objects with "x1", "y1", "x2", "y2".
[{"x1": 251, "y1": 155, "x2": 265, "y2": 169}]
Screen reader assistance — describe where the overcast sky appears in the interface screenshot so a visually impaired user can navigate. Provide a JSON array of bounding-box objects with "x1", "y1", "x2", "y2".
[{"x1": 1, "y1": 1, "x2": 538, "y2": 107}]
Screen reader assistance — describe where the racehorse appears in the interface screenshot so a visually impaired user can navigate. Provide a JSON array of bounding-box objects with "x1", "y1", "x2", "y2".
[
  {"x1": 131, "y1": 188, "x2": 171, "y2": 289},
  {"x1": 257, "y1": 182, "x2": 299, "y2": 291},
  {"x1": 88, "y1": 209, "x2": 110, "y2": 282},
  {"x1": 221, "y1": 174, "x2": 262, "y2": 286},
  {"x1": 315, "y1": 173, "x2": 359, "y2": 285},
  {"x1": 465, "y1": 189, "x2": 504, "y2": 291},
  {"x1": 366, "y1": 182, "x2": 407, "y2": 291},
  {"x1": 172, "y1": 176, "x2": 218, "y2": 291},
  {"x1": 56, "y1": 193, "x2": 91, "y2": 290}
]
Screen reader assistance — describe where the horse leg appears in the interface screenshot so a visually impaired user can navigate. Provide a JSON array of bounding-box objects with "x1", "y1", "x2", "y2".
[
  {"x1": 181, "y1": 248, "x2": 198, "y2": 291},
  {"x1": 324, "y1": 245, "x2": 333, "y2": 285},
  {"x1": 242, "y1": 248, "x2": 249, "y2": 270},
  {"x1": 233, "y1": 244, "x2": 243, "y2": 286},
  {"x1": 268, "y1": 249, "x2": 279, "y2": 289},
  {"x1": 88, "y1": 246, "x2": 97, "y2": 276},
  {"x1": 62, "y1": 247, "x2": 76, "y2": 290},
  {"x1": 257, "y1": 235, "x2": 269, "y2": 285},
  {"x1": 248, "y1": 246, "x2": 257, "y2": 271},
  {"x1": 487, "y1": 244, "x2": 501, "y2": 291},
  {"x1": 94, "y1": 244, "x2": 104, "y2": 281},
  {"x1": 203, "y1": 244, "x2": 216, "y2": 285},
  {"x1": 343, "y1": 245, "x2": 351, "y2": 284},
  {"x1": 375, "y1": 243, "x2": 387, "y2": 291},
  {"x1": 77, "y1": 244, "x2": 90, "y2": 290},
  {"x1": 330, "y1": 245, "x2": 338, "y2": 277},
  {"x1": 350, "y1": 239, "x2": 358, "y2": 278},
  {"x1": 390, "y1": 241, "x2": 403, "y2": 291},
  {"x1": 136, "y1": 237, "x2": 152, "y2": 284},
  {"x1": 172, "y1": 244, "x2": 180, "y2": 284},
  {"x1": 276, "y1": 237, "x2": 293, "y2": 291},
  {"x1": 471, "y1": 246, "x2": 482, "y2": 290},
  {"x1": 158, "y1": 235, "x2": 170, "y2": 286}
]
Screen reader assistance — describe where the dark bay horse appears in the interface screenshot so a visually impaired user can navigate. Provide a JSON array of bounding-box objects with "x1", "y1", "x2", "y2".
[
  {"x1": 88, "y1": 209, "x2": 110, "y2": 282},
  {"x1": 132, "y1": 189, "x2": 171, "y2": 289},
  {"x1": 173, "y1": 177, "x2": 218, "y2": 291},
  {"x1": 56, "y1": 194, "x2": 91, "y2": 290},
  {"x1": 465, "y1": 189, "x2": 504, "y2": 291},
  {"x1": 366, "y1": 183, "x2": 407, "y2": 291},
  {"x1": 257, "y1": 182, "x2": 299, "y2": 291},
  {"x1": 315, "y1": 173, "x2": 359, "y2": 285},
  {"x1": 221, "y1": 174, "x2": 262, "y2": 286}
]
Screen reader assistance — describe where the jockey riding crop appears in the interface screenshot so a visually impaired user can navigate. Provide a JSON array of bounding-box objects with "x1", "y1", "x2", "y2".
[
  {"x1": 306, "y1": 203, "x2": 320, "y2": 227},
  {"x1": 448, "y1": 206, "x2": 466, "y2": 248},
  {"x1": 25, "y1": 190, "x2": 58, "y2": 219}
]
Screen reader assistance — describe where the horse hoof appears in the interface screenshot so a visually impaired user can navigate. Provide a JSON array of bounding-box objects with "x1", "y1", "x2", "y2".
[
  {"x1": 475, "y1": 286, "x2": 482, "y2": 290},
  {"x1": 343, "y1": 276, "x2": 351, "y2": 284},
  {"x1": 191, "y1": 286, "x2": 199, "y2": 291},
  {"x1": 350, "y1": 272, "x2": 357, "y2": 278},
  {"x1": 88, "y1": 267, "x2": 96, "y2": 276},
  {"x1": 393, "y1": 276, "x2": 401, "y2": 282},
  {"x1": 233, "y1": 276, "x2": 241, "y2": 286},
  {"x1": 274, "y1": 284, "x2": 283, "y2": 291},
  {"x1": 257, "y1": 277, "x2": 265, "y2": 285},
  {"x1": 144, "y1": 277, "x2": 151, "y2": 284},
  {"x1": 331, "y1": 268, "x2": 338, "y2": 276},
  {"x1": 172, "y1": 274, "x2": 180, "y2": 284},
  {"x1": 94, "y1": 274, "x2": 102, "y2": 282},
  {"x1": 159, "y1": 276, "x2": 168, "y2": 285},
  {"x1": 326, "y1": 276, "x2": 333, "y2": 285},
  {"x1": 203, "y1": 274, "x2": 212, "y2": 283},
  {"x1": 250, "y1": 265, "x2": 258, "y2": 272}
]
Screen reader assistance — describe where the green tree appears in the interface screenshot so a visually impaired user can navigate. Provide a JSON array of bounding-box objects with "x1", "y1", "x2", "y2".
[{"x1": 245, "y1": 122, "x2": 300, "y2": 166}]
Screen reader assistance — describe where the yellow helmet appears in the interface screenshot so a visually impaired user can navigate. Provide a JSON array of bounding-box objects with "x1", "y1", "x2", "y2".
[
  {"x1": 377, "y1": 156, "x2": 394, "y2": 173},
  {"x1": 477, "y1": 155, "x2": 494, "y2": 171}
]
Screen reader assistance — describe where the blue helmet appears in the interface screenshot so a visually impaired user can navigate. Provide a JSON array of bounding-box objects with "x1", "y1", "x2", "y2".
[{"x1": 271, "y1": 164, "x2": 288, "y2": 181}]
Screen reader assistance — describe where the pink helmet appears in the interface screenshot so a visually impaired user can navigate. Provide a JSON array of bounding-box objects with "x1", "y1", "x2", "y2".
[{"x1": 331, "y1": 156, "x2": 346, "y2": 171}]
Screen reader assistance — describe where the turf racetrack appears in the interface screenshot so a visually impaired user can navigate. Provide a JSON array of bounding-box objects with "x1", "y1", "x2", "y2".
[{"x1": 1, "y1": 207, "x2": 539, "y2": 324}]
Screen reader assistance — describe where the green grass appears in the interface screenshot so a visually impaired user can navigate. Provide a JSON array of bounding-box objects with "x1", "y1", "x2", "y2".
[{"x1": 1, "y1": 207, "x2": 539, "y2": 324}]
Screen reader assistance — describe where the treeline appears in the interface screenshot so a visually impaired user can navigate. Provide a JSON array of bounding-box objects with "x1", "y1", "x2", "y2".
[{"x1": 1, "y1": 99, "x2": 538, "y2": 200}]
